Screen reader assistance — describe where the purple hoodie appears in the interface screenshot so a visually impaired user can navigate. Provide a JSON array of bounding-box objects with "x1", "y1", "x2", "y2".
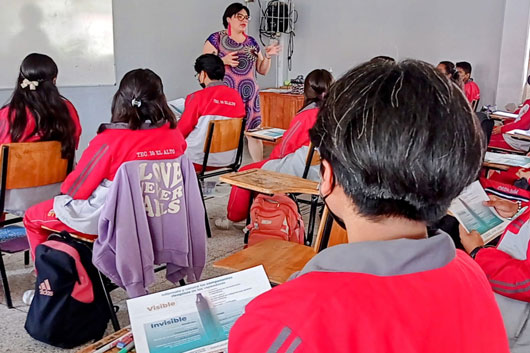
[{"x1": 93, "y1": 156, "x2": 207, "y2": 297}]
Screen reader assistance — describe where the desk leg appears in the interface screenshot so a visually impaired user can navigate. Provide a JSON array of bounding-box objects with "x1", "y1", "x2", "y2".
[
  {"x1": 244, "y1": 192, "x2": 255, "y2": 244},
  {"x1": 306, "y1": 195, "x2": 318, "y2": 246}
]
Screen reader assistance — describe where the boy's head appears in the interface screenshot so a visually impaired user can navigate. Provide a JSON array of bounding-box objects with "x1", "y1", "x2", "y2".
[
  {"x1": 310, "y1": 59, "x2": 484, "y2": 228},
  {"x1": 194, "y1": 54, "x2": 225, "y2": 88},
  {"x1": 456, "y1": 61, "x2": 472, "y2": 83}
]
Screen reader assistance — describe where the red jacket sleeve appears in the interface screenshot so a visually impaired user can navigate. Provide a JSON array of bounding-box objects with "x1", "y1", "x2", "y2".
[
  {"x1": 60, "y1": 136, "x2": 112, "y2": 200},
  {"x1": 501, "y1": 109, "x2": 530, "y2": 133},
  {"x1": 475, "y1": 247, "x2": 530, "y2": 302},
  {"x1": 177, "y1": 93, "x2": 201, "y2": 139}
]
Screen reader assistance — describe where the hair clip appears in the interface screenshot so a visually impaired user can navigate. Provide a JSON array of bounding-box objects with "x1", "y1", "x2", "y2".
[
  {"x1": 20, "y1": 78, "x2": 39, "y2": 91},
  {"x1": 131, "y1": 98, "x2": 142, "y2": 108}
]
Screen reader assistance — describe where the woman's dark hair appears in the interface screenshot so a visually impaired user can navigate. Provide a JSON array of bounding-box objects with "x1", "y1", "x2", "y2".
[
  {"x1": 370, "y1": 56, "x2": 395, "y2": 63},
  {"x1": 223, "y1": 2, "x2": 250, "y2": 28},
  {"x1": 302, "y1": 69, "x2": 333, "y2": 109},
  {"x1": 4, "y1": 53, "x2": 76, "y2": 159},
  {"x1": 111, "y1": 69, "x2": 177, "y2": 130},
  {"x1": 310, "y1": 59, "x2": 484, "y2": 224},
  {"x1": 194, "y1": 54, "x2": 225, "y2": 81}
]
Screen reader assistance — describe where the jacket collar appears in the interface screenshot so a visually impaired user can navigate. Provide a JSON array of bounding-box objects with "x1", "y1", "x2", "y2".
[
  {"x1": 206, "y1": 81, "x2": 225, "y2": 88},
  {"x1": 298, "y1": 231, "x2": 456, "y2": 277},
  {"x1": 97, "y1": 121, "x2": 166, "y2": 134}
]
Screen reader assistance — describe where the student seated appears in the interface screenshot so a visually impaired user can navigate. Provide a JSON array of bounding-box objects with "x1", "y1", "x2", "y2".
[
  {"x1": 23, "y1": 68, "x2": 187, "y2": 259},
  {"x1": 178, "y1": 54, "x2": 245, "y2": 172},
  {"x1": 216, "y1": 69, "x2": 333, "y2": 227},
  {"x1": 436, "y1": 60, "x2": 463, "y2": 89},
  {"x1": 456, "y1": 61, "x2": 480, "y2": 104},
  {"x1": 0, "y1": 53, "x2": 81, "y2": 157},
  {"x1": 228, "y1": 60, "x2": 509, "y2": 352},
  {"x1": 460, "y1": 197, "x2": 530, "y2": 352},
  {"x1": 0, "y1": 53, "x2": 82, "y2": 215}
]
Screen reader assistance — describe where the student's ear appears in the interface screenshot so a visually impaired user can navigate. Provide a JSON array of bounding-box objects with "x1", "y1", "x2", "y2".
[
  {"x1": 320, "y1": 159, "x2": 334, "y2": 197},
  {"x1": 53, "y1": 77, "x2": 57, "y2": 85}
]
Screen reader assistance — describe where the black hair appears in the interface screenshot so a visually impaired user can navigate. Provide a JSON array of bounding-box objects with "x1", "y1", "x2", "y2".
[
  {"x1": 370, "y1": 56, "x2": 396, "y2": 63},
  {"x1": 310, "y1": 59, "x2": 484, "y2": 224},
  {"x1": 223, "y1": 2, "x2": 250, "y2": 28},
  {"x1": 194, "y1": 54, "x2": 225, "y2": 81},
  {"x1": 3, "y1": 53, "x2": 77, "y2": 159},
  {"x1": 456, "y1": 61, "x2": 472, "y2": 75},
  {"x1": 111, "y1": 69, "x2": 177, "y2": 130},
  {"x1": 438, "y1": 61, "x2": 461, "y2": 85},
  {"x1": 302, "y1": 69, "x2": 333, "y2": 109}
]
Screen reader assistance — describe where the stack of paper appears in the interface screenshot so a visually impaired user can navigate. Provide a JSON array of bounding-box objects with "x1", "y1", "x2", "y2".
[{"x1": 484, "y1": 152, "x2": 530, "y2": 168}]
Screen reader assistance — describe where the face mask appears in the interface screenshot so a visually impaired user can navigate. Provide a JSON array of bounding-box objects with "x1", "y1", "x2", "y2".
[
  {"x1": 527, "y1": 75, "x2": 530, "y2": 86},
  {"x1": 200, "y1": 82, "x2": 206, "y2": 89},
  {"x1": 319, "y1": 173, "x2": 347, "y2": 230}
]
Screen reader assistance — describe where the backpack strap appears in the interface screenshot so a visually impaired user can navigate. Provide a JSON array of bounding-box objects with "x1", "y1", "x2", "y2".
[{"x1": 45, "y1": 240, "x2": 95, "y2": 304}]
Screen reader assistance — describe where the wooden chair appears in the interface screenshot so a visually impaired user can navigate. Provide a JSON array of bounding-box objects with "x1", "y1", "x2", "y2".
[
  {"x1": 197, "y1": 118, "x2": 246, "y2": 238},
  {"x1": 213, "y1": 207, "x2": 347, "y2": 285},
  {"x1": 0, "y1": 141, "x2": 72, "y2": 308}
]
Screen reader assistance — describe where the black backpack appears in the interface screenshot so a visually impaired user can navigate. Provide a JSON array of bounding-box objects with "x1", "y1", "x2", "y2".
[{"x1": 25, "y1": 231, "x2": 111, "y2": 348}]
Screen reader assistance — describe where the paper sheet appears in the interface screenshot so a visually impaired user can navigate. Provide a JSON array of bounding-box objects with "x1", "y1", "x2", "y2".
[
  {"x1": 127, "y1": 266, "x2": 271, "y2": 353},
  {"x1": 449, "y1": 181, "x2": 511, "y2": 243}
]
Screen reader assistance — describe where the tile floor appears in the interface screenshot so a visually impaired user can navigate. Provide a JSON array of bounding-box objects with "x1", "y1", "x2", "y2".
[{"x1": 0, "y1": 145, "x2": 276, "y2": 352}]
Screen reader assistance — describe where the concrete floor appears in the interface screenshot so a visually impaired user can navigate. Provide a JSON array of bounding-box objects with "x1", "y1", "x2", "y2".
[{"x1": 0, "y1": 144, "x2": 277, "y2": 352}]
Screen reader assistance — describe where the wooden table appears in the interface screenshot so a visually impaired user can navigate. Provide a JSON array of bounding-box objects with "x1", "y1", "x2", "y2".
[
  {"x1": 77, "y1": 327, "x2": 132, "y2": 353},
  {"x1": 260, "y1": 91, "x2": 304, "y2": 130},
  {"x1": 482, "y1": 161, "x2": 510, "y2": 172},
  {"x1": 245, "y1": 127, "x2": 285, "y2": 142},
  {"x1": 219, "y1": 168, "x2": 319, "y2": 196},
  {"x1": 214, "y1": 239, "x2": 316, "y2": 285}
]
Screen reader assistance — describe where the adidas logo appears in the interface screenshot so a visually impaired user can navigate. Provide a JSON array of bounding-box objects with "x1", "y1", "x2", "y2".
[{"x1": 39, "y1": 279, "x2": 54, "y2": 297}]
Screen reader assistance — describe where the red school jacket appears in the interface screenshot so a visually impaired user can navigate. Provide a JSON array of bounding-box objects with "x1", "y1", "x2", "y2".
[
  {"x1": 268, "y1": 105, "x2": 318, "y2": 161},
  {"x1": 0, "y1": 99, "x2": 82, "y2": 148},
  {"x1": 229, "y1": 234, "x2": 509, "y2": 353},
  {"x1": 60, "y1": 122, "x2": 187, "y2": 200}
]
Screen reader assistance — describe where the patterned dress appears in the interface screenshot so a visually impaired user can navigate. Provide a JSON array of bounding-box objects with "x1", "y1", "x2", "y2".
[{"x1": 207, "y1": 31, "x2": 262, "y2": 130}]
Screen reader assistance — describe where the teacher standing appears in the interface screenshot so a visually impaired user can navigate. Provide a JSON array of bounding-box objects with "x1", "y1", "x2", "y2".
[{"x1": 203, "y1": 2, "x2": 280, "y2": 162}]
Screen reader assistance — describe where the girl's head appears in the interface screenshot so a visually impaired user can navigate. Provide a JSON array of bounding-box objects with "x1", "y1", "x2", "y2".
[
  {"x1": 7, "y1": 53, "x2": 76, "y2": 159},
  {"x1": 223, "y1": 3, "x2": 250, "y2": 32},
  {"x1": 111, "y1": 69, "x2": 177, "y2": 130},
  {"x1": 437, "y1": 61, "x2": 462, "y2": 88},
  {"x1": 303, "y1": 69, "x2": 334, "y2": 108}
]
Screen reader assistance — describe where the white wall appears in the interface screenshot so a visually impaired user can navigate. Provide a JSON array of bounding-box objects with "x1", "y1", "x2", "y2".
[
  {"x1": 0, "y1": 0, "x2": 275, "y2": 152},
  {"x1": 289, "y1": 0, "x2": 507, "y2": 106},
  {"x1": 496, "y1": 0, "x2": 530, "y2": 108},
  {"x1": 2, "y1": 0, "x2": 528, "y2": 153}
]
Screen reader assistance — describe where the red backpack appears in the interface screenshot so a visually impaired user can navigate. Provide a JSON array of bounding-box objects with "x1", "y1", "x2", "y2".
[{"x1": 246, "y1": 194, "x2": 305, "y2": 246}]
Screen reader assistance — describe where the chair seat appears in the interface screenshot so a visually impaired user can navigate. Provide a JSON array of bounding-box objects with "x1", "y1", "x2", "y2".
[{"x1": 0, "y1": 225, "x2": 26, "y2": 244}]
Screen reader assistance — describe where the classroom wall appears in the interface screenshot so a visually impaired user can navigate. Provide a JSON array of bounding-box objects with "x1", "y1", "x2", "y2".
[
  {"x1": 0, "y1": 0, "x2": 275, "y2": 153},
  {"x1": 288, "y1": 0, "x2": 507, "y2": 107},
  {"x1": 496, "y1": 0, "x2": 530, "y2": 108}
]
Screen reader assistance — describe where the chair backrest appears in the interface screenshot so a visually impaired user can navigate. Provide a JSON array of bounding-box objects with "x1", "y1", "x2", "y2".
[
  {"x1": 203, "y1": 119, "x2": 244, "y2": 154},
  {"x1": 302, "y1": 142, "x2": 321, "y2": 179},
  {"x1": 199, "y1": 118, "x2": 246, "y2": 174},
  {"x1": 313, "y1": 207, "x2": 348, "y2": 252},
  {"x1": 471, "y1": 99, "x2": 480, "y2": 112},
  {"x1": 1, "y1": 141, "x2": 69, "y2": 190}
]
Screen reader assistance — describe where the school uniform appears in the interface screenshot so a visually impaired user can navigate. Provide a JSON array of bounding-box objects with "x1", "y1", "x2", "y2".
[
  {"x1": 473, "y1": 210, "x2": 530, "y2": 352},
  {"x1": 0, "y1": 99, "x2": 82, "y2": 148},
  {"x1": 464, "y1": 80, "x2": 480, "y2": 103},
  {"x1": 489, "y1": 99, "x2": 530, "y2": 151},
  {"x1": 226, "y1": 105, "x2": 320, "y2": 222},
  {"x1": 229, "y1": 232, "x2": 510, "y2": 353},
  {"x1": 178, "y1": 81, "x2": 245, "y2": 171},
  {"x1": 23, "y1": 122, "x2": 187, "y2": 259}
]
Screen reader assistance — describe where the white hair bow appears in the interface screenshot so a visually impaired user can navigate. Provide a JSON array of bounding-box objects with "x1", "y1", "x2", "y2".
[{"x1": 20, "y1": 78, "x2": 39, "y2": 91}]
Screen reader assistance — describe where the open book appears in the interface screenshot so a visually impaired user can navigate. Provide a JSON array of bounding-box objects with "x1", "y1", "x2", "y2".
[
  {"x1": 491, "y1": 111, "x2": 518, "y2": 119},
  {"x1": 449, "y1": 181, "x2": 511, "y2": 244},
  {"x1": 484, "y1": 152, "x2": 530, "y2": 168},
  {"x1": 245, "y1": 127, "x2": 286, "y2": 142},
  {"x1": 127, "y1": 266, "x2": 271, "y2": 353}
]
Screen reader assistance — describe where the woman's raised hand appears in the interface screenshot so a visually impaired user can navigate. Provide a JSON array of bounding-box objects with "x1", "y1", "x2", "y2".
[{"x1": 222, "y1": 52, "x2": 239, "y2": 67}]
